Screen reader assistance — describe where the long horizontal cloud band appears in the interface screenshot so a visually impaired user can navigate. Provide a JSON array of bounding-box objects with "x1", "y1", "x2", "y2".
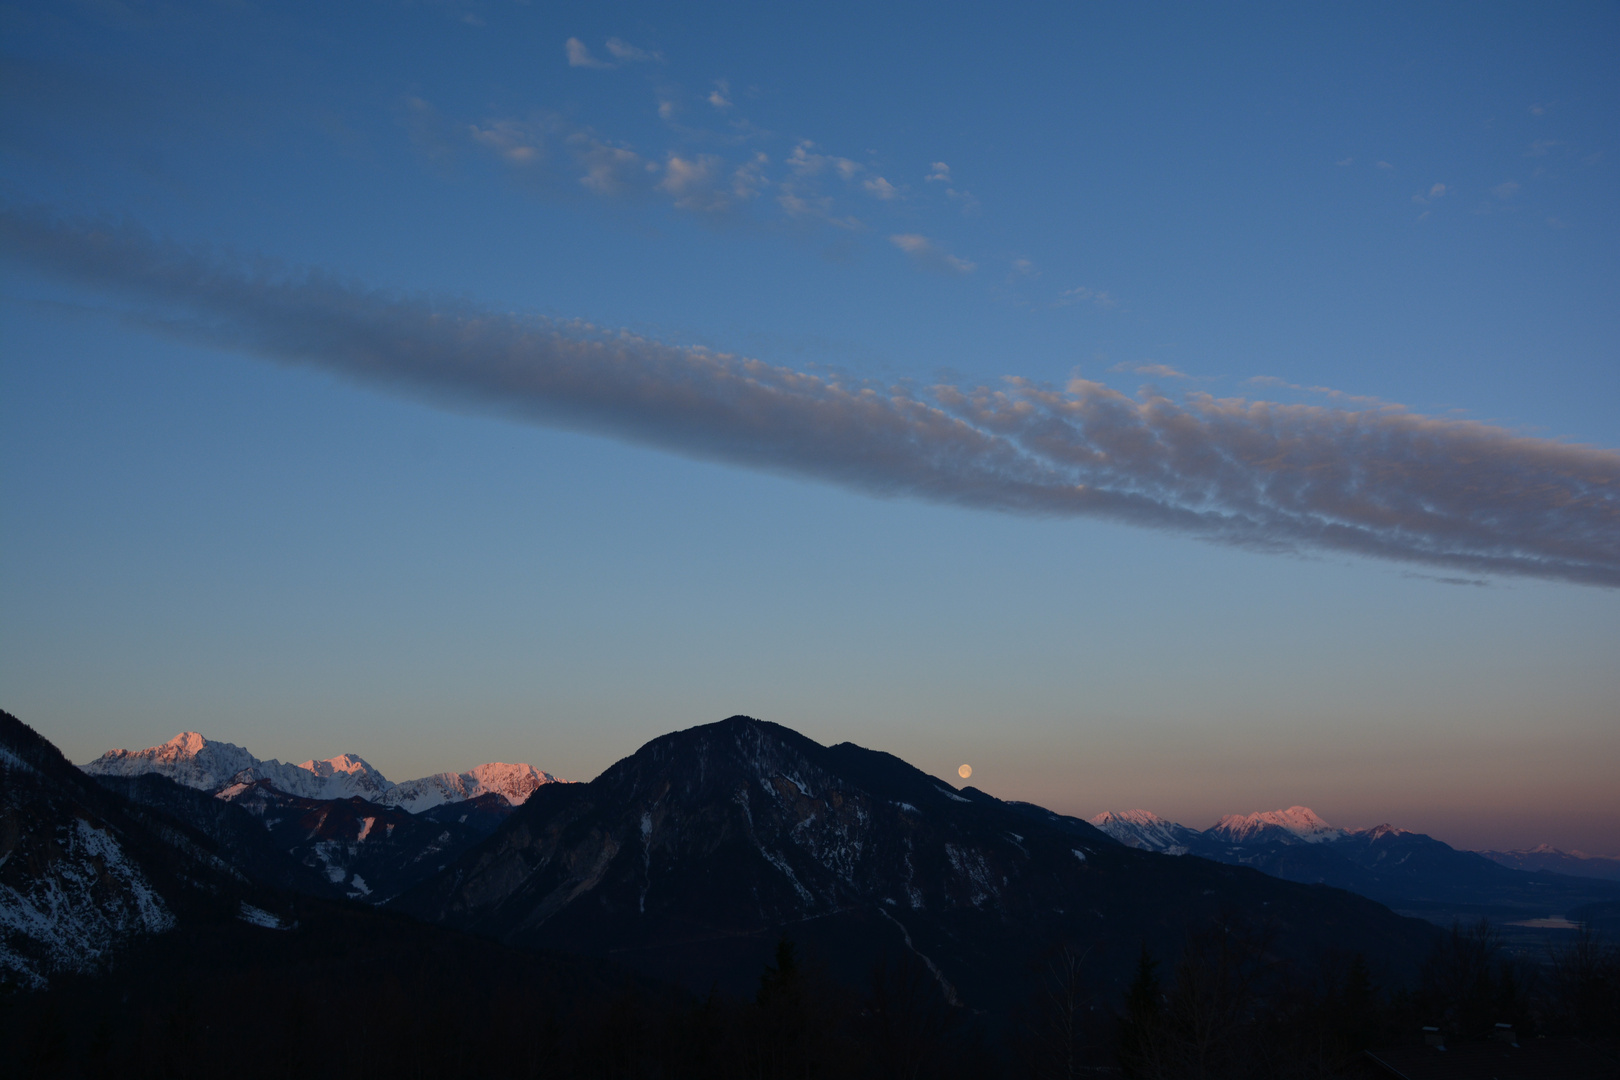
[{"x1": 5, "y1": 209, "x2": 1617, "y2": 587}]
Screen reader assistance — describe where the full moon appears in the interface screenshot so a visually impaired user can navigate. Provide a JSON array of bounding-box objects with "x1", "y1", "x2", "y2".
[{"x1": 958, "y1": 764, "x2": 972, "y2": 779}]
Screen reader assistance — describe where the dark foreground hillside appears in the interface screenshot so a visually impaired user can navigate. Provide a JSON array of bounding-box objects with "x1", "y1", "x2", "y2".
[{"x1": 7, "y1": 898, "x2": 1618, "y2": 1080}]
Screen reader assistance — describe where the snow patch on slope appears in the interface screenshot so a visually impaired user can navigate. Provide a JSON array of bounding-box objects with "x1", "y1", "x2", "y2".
[{"x1": 0, "y1": 818, "x2": 174, "y2": 989}]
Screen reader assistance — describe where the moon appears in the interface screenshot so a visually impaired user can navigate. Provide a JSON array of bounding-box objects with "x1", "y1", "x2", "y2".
[{"x1": 958, "y1": 764, "x2": 972, "y2": 779}]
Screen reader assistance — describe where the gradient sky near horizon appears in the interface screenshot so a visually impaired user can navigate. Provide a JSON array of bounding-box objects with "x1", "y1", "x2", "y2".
[{"x1": 2, "y1": 2, "x2": 1617, "y2": 853}]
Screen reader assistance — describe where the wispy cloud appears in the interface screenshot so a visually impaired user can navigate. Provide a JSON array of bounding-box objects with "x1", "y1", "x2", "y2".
[
  {"x1": 1055, "y1": 285, "x2": 1116, "y2": 309},
  {"x1": 1403, "y1": 572, "x2": 1491, "y2": 588},
  {"x1": 707, "y1": 80, "x2": 732, "y2": 110},
  {"x1": 1492, "y1": 180, "x2": 1520, "y2": 200},
  {"x1": 565, "y1": 38, "x2": 612, "y2": 69},
  {"x1": 1244, "y1": 375, "x2": 1386, "y2": 408},
  {"x1": 890, "y1": 234, "x2": 975, "y2": 275},
  {"x1": 1413, "y1": 182, "x2": 1447, "y2": 205},
  {"x1": 605, "y1": 38, "x2": 660, "y2": 63},
  {"x1": 7, "y1": 209, "x2": 1615, "y2": 587},
  {"x1": 1109, "y1": 362, "x2": 1189, "y2": 379}
]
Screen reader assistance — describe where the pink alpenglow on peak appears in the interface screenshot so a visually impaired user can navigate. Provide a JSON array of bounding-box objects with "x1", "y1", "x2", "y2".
[
  {"x1": 81, "y1": 732, "x2": 260, "y2": 793},
  {"x1": 1088, "y1": 809, "x2": 1199, "y2": 854},
  {"x1": 380, "y1": 762, "x2": 563, "y2": 812},
  {"x1": 1208, "y1": 806, "x2": 1344, "y2": 844},
  {"x1": 283, "y1": 751, "x2": 387, "y2": 803},
  {"x1": 81, "y1": 733, "x2": 564, "y2": 812}
]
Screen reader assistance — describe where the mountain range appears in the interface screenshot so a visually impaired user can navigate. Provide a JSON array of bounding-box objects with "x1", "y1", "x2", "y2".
[
  {"x1": 393, "y1": 716, "x2": 1442, "y2": 1004},
  {"x1": 9, "y1": 709, "x2": 1619, "y2": 1022},
  {"x1": 70, "y1": 732, "x2": 569, "y2": 905},
  {"x1": 1475, "y1": 843, "x2": 1620, "y2": 883},
  {"x1": 81, "y1": 731, "x2": 563, "y2": 810},
  {"x1": 1087, "y1": 806, "x2": 1620, "y2": 928},
  {"x1": 7, "y1": 711, "x2": 1445, "y2": 1009}
]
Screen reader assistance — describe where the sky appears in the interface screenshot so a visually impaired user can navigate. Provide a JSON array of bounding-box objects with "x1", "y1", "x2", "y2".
[{"x1": 1, "y1": 1, "x2": 1617, "y2": 853}]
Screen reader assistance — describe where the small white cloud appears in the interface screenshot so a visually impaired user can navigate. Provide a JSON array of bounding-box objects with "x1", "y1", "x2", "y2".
[
  {"x1": 890, "y1": 234, "x2": 975, "y2": 275},
  {"x1": 1336, "y1": 156, "x2": 1355, "y2": 166},
  {"x1": 1375, "y1": 160, "x2": 1394, "y2": 171},
  {"x1": 863, "y1": 176, "x2": 898, "y2": 200},
  {"x1": 1528, "y1": 139, "x2": 1561, "y2": 156},
  {"x1": 1529, "y1": 103, "x2": 1546, "y2": 116},
  {"x1": 605, "y1": 38, "x2": 660, "y2": 63},
  {"x1": 657, "y1": 100, "x2": 676, "y2": 120},
  {"x1": 1055, "y1": 285, "x2": 1116, "y2": 309},
  {"x1": 1492, "y1": 180, "x2": 1520, "y2": 199},
  {"x1": 659, "y1": 153, "x2": 728, "y2": 211},
  {"x1": 1429, "y1": 182, "x2": 1446, "y2": 198},
  {"x1": 1546, "y1": 216, "x2": 1568, "y2": 230},
  {"x1": 926, "y1": 162, "x2": 951, "y2": 183},
  {"x1": 708, "y1": 79, "x2": 732, "y2": 109},
  {"x1": 1012, "y1": 258, "x2": 1038, "y2": 278},
  {"x1": 566, "y1": 37, "x2": 611, "y2": 69}
]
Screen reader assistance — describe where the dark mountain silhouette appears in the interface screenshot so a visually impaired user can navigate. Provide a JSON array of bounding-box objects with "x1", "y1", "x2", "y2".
[
  {"x1": 212, "y1": 779, "x2": 514, "y2": 903},
  {"x1": 395, "y1": 715, "x2": 1440, "y2": 1011}
]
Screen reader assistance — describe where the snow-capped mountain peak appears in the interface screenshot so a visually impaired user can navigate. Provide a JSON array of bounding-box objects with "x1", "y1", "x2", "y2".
[
  {"x1": 1088, "y1": 809, "x2": 1200, "y2": 854},
  {"x1": 81, "y1": 732, "x2": 260, "y2": 792},
  {"x1": 284, "y1": 753, "x2": 392, "y2": 799},
  {"x1": 380, "y1": 761, "x2": 562, "y2": 811},
  {"x1": 1208, "y1": 805, "x2": 1343, "y2": 844}
]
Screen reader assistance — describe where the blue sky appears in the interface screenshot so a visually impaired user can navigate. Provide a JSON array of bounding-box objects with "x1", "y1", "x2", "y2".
[{"x1": 2, "y1": 2, "x2": 1617, "y2": 851}]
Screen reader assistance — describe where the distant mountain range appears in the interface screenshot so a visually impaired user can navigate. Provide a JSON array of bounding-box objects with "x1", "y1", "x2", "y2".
[
  {"x1": 82, "y1": 731, "x2": 564, "y2": 810},
  {"x1": 1475, "y1": 843, "x2": 1620, "y2": 882},
  {"x1": 1087, "y1": 806, "x2": 1620, "y2": 925}
]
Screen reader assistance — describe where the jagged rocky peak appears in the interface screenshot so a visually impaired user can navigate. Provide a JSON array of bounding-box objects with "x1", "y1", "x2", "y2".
[{"x1": 1209, "y1": 805, "x2": 1343, "y2": 844}]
